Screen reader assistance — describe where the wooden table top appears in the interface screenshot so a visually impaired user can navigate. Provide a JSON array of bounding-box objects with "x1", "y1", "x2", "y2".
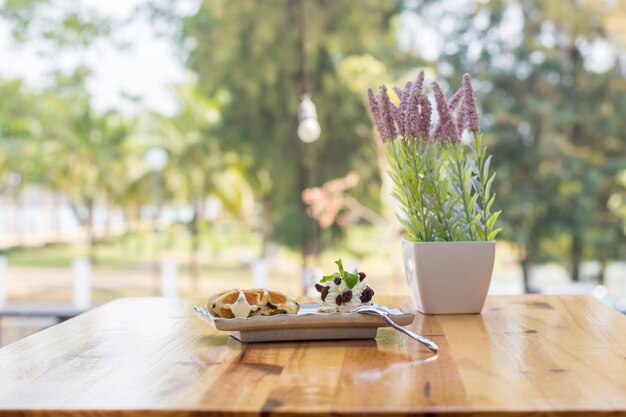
[{"x1": 1, "y1": 295, "x2": 625, "y2": 417}]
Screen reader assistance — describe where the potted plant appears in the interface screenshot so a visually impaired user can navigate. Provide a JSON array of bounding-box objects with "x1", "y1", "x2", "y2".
[{"x1": 367, "y1": 72, "x2": 501, "y2": 314}]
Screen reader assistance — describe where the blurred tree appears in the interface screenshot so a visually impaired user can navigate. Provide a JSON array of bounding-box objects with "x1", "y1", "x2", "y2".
[
  {"x1": 149, "y1": 84, "x2": 252, "y2": 284},
  {"x1": 1, "y1": 1, "x2": 133, "y2": 258},
  {"x1": 33, "y1": 68, "x2": 135, "y2": 261},
  {"x1": 0, "y1": 0, "x2": 111, "y2": 49},
  {"x1": 0, "y1": 79, "x2": 40, "y2": 180},
  {"x1": 0, "y1": 79, "x2": 42, "y2": 233},
  {"x1": 609, "y1": 170, "x2": 626, "y2": 247},
  {"x1": 408, "y1": 0, "x2": 626, "y2": 289},
  {"x1": 180, "y1": 0, "x2": 402, "y2": 259}
]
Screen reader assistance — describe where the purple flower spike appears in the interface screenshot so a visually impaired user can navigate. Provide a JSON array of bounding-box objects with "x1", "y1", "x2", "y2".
[
  {"x1": 432, "y1": 81, "x2": 460, "y2": 143},
  {"x1": 393, "y1": 86, "x2": 404, "y2": 100},
  {"x1": 389, "y1": 102, "x2": 402, "y2": 133},
  {"x1": 392, "y1": 86, "x2": 405, "y2": 136},
  {"x1": 403, "y1": 90, "x2": 418, "y2": 138},
  {"x1": 407, "y1": 96, "x2": 420, "y2": 138},
  {"x1": 431, "y1": 86, "x2": 465, "y2": 140},
  {"x1": 367, "y1": 87, "x2": 385, "y2": 141},
  {"x1": 400, "y1": 72, "x2": 428, "y2": 139},
  {"x1": 379, "y1": 85, "x2": 397, "y2": 142},
  {"x1": 403, "y1": 80, "x2": 413, "y2": 97},
  {"x1": 368, "y1": 72, "x2": 480, "y2": 144},
  {"x1": 403, "y1": 92, "x2": 416, "y2": 138},
  {"x1": 416, "y1": 94, "x2": 432, "y2": 139},
  {"x1": 462, "y1": 73, "x2": 480, "y2": 132},
  {"x1": 414, "y1": 71, "x2": 425, "y2": 96},
  {"x1": 396, "y1": 81, "x2": 413, "y2": 137},
  {"x1": 446, "y1": 86, "x2": 465, "y2": 135},
  {"x1": 456, "y1": 100, "x2": 466, "y2": 134},
  {"x1": 447, "y1": 87, "x2": 464, "y2": 112}
]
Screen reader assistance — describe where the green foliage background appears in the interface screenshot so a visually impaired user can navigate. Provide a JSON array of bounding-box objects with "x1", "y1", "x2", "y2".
[
  {"x1": 181, "y1": 0, "x2": 402, "y2": 252},
  {"x1": 0, "y1": 0, "x2": 625, "y2": 290}
]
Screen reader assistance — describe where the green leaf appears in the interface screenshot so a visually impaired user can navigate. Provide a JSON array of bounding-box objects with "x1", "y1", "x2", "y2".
[
  {"x1": 334, "y1": 258, "x2": 345, "y2": 275},
  {"x1": 321, "y1": 272, "x2": 340, "y2": 283},
  {"x1": 469, "y1": 193, "x2": 479, "y2": 211},
  {"x1": 486, "y1": 210, "x2": 501, "y2": 232},
  {"x1": 485, "y1": 193, "x2": 496, "y2": 212},
  {"x1": 488, "y1": 228, "x2": 502, "y2": 240},
  {"x1": 344, "y1": 272, "x2": 359, "y2": 289},
  {"x1": 485, "y1": 173, "x2": 496, "y2": 196}
]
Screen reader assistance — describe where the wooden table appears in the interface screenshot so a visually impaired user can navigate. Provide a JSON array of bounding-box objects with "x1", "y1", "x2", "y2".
[{"x1": 1, "y1": 295, "x2": 625, "y2": 417}]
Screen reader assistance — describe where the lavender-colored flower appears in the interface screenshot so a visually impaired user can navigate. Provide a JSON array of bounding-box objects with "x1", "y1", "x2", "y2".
[
  {"x1": 456, "y1": 98, "x2": 466, "y2": 134},
  {"x1": 432, "y1": 81, "x2": 460, "y2": 143},
  {"x1": 395, "y1": 81, "x2": 413, "y2": 137},
  {"x1": 379, "y1": 85, "x2": 397, "y2": 142},
  {"x1": 403, "y1": 92, "x2": 416, "y2": 138},
  {"x1": 393, "y1": 86, "x2": 404, "y2": 101},
  {"x1": 403, "y1": 80, "x2": 413, "y2": 97},
  {"x1": 463, "y1": 73, "x2": 480, "y2": 132},
  {"x1": 368, "y1": 72, "x2": 480, "y2": 144},
  {"x1": 404, "y1": 73, "x2": 426, "y2": 139},
  {"x1": 446, "y1": 86, "x2": 466, "y2": 136},
  {"x1": 414, "y1": 71, "x2": 425, "y2": 96},
  {"x1": 401, "y1": 71, "x2": 430, "y2": 138},
  {"x1": 389, "y1": 102, "x2": 402, "y2": 132},
  {"x1": 367, "y1": 87, "x2": 385, "y2": 141},
  {"x1": 416, "y1": 94, "x2": 432, "y2": 139},
  {"x1": 405, "y1": 94, "x2": 419, "y2": 138},
  {"x1": 430, "y1": 86, "x2": 464, "y2": 140},
  {"x1": 392, "y1": 86, "x2": 404, "y2": 136},
  {"x1": 447, "y1": 87, "x2": 464, "y2": 113},
  {"x1": 429, "y1": 124, "x2": 441, "y2": 141}
]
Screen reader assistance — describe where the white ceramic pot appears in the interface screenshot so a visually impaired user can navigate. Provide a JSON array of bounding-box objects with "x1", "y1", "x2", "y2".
[{"x1": 402, "y1": 240, "x2": 496, "y2": 314}]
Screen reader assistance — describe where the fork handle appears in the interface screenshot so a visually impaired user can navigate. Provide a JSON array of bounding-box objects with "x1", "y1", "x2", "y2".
[{"x1": 381, "y1": 314, "x2": 439, "y2": 353}]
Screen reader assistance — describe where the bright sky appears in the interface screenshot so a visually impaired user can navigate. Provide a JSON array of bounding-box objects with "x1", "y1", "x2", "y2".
[
  {"x1": 0, "y1": 0, "x2": 196, "y2": 115},
  {"x1": 0, "y1": 0, "x2": 619, "y2": 116}
]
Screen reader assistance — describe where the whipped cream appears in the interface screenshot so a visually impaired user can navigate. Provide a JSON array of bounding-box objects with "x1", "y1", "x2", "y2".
[
  {"x1": 281, "y1": 301, "x2": 300, "y2": 314},
  {"x1": 229, "y1": 291, "x2": 258, "y2": 318},
  {"x1": 317, "y1": 269, "x2": 373, "y2": 313},
  {"x1": 220, "y1": 289, "x2": 300, "y2": 318}
]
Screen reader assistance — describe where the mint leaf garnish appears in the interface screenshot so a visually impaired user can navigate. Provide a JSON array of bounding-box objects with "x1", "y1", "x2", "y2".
[
  {"x1": 320, "y1": 272, "x2": 340, "y2": 283},
  {"x1": 344, "y1": 271, "x2": 359, "y2": 289},
  {"x1": 319, "y1": 259, "x2": 360, "y2": 289},
  {"x1": 335, "y1": 259, "x2": 345, "y2": 275}
]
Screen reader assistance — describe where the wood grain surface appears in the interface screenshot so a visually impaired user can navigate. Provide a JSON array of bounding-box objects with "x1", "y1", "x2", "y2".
[{"x1": 0, "y1": 295, "x2": 625, "y2": 417}]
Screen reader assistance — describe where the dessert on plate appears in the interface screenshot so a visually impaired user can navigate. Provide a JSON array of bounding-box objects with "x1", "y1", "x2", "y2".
[
  {"x1": 207, "y1": 288, "x2": 300, "y2": 319},
  {"x1": 315, "y1": 258, "x2": 375, "y2": 313}
]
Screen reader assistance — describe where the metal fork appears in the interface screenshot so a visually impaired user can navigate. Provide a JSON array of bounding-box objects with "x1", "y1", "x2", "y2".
[{"x1": 351, "y1": 305, "x2": 439, "y2": 353}]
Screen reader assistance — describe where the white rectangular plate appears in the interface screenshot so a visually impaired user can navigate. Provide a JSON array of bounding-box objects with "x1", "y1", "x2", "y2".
[{"x1": 194, "y1": 302, "x2": 415, "y2": 342}]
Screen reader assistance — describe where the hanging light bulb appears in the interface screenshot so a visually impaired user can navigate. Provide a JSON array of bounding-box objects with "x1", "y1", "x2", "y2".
[
  {"x1": 298, "y1": 95, "x2": 321, "y2": 143},
  {"x1": 298, "y1": 118, "x2": 321, "y2": 144}
]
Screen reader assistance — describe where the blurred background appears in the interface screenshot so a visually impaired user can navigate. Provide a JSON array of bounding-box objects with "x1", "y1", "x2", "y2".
[{"x1": 0, "y1": 0, "x2": 625, "y2": 346}]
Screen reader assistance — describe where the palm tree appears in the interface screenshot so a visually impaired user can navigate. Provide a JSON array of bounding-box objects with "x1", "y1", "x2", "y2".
[
  {"x1": 34, "y1": 70, "x2": 135, "y2": 261},
  {"x1": 0, "y1": 79, "x2": 43, "y2": 241},
  {"x1": 149, "y1": 85, "x2": 252, "y2": 287}
]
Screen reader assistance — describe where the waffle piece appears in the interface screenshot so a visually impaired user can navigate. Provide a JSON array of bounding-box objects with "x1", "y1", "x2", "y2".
[
  {"x1": 207, "y1": 288, "x2": 300, "y2": 319},
  {"x1": 206, "y1": 289, "x2": 236, "y2": 316}
]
